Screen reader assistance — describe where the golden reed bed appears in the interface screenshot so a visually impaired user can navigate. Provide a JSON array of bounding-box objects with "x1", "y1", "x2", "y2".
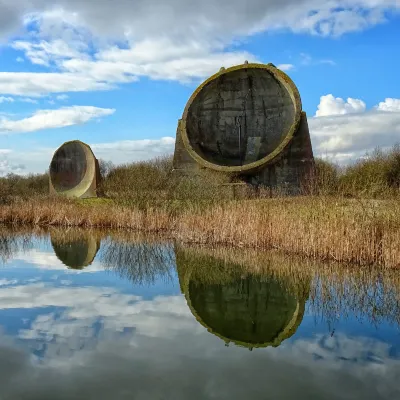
[{"x1": 0, "y1": 196, "x2": 399, "y2": 268}]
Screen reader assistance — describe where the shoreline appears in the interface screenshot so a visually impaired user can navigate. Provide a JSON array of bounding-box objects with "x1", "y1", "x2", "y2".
[{"x1": 1, "y1": 196, "x2": 399, "y2": 268}]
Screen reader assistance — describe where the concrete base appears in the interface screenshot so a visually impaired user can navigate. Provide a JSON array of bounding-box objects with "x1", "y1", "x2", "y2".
[{"x1": 172, "y1": 112, "x2": 314, "y2": 195}]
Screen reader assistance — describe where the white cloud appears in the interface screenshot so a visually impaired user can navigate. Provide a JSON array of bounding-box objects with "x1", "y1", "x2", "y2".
[
  {"x1": 0, "y1": 106, "x2": 115, "y2": 134},
  {"x1": 375, "y1": 98, "x2": 400, "y2": 112},
  {"x1": 0, "y1": 97, "x2": 14, "y2": 103},
  {"x1": 20, "y1": 98, "x2": 38, "y2": 104},
  {"x1": 0, "y1": 72, "x2": 112, "y2": 97},
  {"x1": 315, "y1": 94, "x2": 367, "y2": 117},
  {"x1": 309, "y1": 94, "x2": 400, "y2": 162},
  {"x1": 0, "y1": 0, "x2": 391, "y2": 98},
  {"x1": 4, "y1": 1, "x2": 395, "y2": 96},
  {"x1": 12, "y1": 39, "x2": 88, "y2": 67},
  {"x1": 0, "y1": 96, "x2": 37, "y2": 104},
  {"x1": 0, "y1": 158, "x2": 26, "y2": 176},
  {"x1": 1, "y1": 1, "x2": 398, "y2": 42},
  {"x1": 92, "y1": 137, "x2": 176, "y2": 163},
  {"x1": 56, "y1": 94, "x2": 68, "y2": 101},
  {"x1": 277, "y1": 63, "x2": 295, "y2": 71},
  {"x1": 1, "y1": 136, "x2": 176, "y2": 174}
]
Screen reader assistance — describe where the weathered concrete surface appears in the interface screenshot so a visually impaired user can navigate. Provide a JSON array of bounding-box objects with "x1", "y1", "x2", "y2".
[
  {"x1": 186, "y1": 67, "x2": 297, "y2": 167},
  {"x1": 249, "y1": 111, "x2": 315, "y2": 194},
  {"x1": 49, "y1": 140, "x2": 101, "y2": 198},
  {"x1": 173, "y1": 62, "x2": 314, "y2": 194}
]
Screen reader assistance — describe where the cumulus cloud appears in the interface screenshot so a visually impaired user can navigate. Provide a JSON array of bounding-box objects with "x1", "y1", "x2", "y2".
[
  {"x1": 1, "y1": 1, "x2": 398, "y2": 42},
  {"x1": 315, "y1": 94, "x2": 367, "y2": 117},
  {"x1": 0, "y1": 106, "x2": 115, "y2": 134},
  {"x1": 309, "y1": 95, "x2": 400, "y2": 162},
  {"x1": 0, "y1": 1, "x2": 396, "y2": 96},
  {"x1": 375, "y1": 98, "x2": 400, "y2": 112}
]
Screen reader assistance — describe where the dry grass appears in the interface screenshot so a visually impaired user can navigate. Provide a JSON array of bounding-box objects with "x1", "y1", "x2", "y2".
[
  {"x1": 0, "y1": 195, "x2": 399, "y2": 268},
  {"x1": 1, "y1": 147, "x2": 400, "y2": 267}
]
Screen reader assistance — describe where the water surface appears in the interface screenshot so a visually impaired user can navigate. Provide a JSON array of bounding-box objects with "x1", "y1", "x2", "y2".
[{"x1": 0, "y1": 228, "x2": 399, "y2": 399}]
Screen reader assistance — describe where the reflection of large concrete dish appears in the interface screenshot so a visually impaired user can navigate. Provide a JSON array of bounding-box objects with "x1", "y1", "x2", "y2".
[
  {"x1": 173, "y1": 62, "x2": 314, "y2": 191},
  {"x1": 51, "y1": 232, "x2": 100, "y2": 270},
  {"x1": 49, "y1": 140, "x2": 101, "y2": 198},
  {"x1": 176, "y1": 247, "x2": 307, "y2": 349}
]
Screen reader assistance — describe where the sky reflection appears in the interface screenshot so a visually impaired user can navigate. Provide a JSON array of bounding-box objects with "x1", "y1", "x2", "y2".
[{"x1": 0, "y1": 228, "x2": 399, "y2": 399}]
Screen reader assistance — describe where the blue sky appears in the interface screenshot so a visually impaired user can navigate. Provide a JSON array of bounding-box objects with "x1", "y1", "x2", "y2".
[{"x1": 0, "y1": 0, "x2": 399, "y2": 175}]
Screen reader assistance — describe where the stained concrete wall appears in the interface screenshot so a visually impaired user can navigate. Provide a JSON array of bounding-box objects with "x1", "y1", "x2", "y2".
[
  {"x1": 173, "y1": 111, "x2": 314, "y2": 194},
  {"x1": 185, "y1": 68, "x2": 296, "y2": 167}
]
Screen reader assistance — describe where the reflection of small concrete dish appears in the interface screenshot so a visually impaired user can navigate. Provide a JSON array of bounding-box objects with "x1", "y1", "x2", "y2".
[
  {"x1": 51, "y1": 234, "x2": 100, "y2": 270},
  {"x1": 49, "y1": 140, "x2": 101, "y2": 198}
]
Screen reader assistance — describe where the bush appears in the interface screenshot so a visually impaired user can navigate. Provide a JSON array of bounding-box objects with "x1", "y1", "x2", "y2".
[
  {"x1": 2, "y1": 145, "x2": 400, "y2": 204},
  {"x1": 310, "y1": 158, "x2": 340, "y2": 196},
  {"x1": 100, "y1": 155, "x2": 233, "y2": 208},
  {"x1": 0, "y1": 172, "x2": 49, "y2": 203},
  {"x1": 338, "y1": 146, "x2": 400, "y2": 198}
]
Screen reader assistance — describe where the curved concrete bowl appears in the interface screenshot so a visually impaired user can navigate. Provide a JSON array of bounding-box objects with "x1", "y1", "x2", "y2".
[
  {"x1": 49, "y1": 140, "x2": 100, "y2": 198},
  {"x1": 180, "y1": 63, "x2": 302, "y2": 173}
]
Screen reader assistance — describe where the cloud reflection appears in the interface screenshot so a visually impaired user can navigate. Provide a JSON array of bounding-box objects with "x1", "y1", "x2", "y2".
[{"x1": 0, "y1": 229, "x2": 399, "y2": 398}]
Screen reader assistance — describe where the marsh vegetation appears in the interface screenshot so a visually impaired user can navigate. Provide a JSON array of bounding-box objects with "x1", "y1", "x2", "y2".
[{"x1": 1, "y1": 145, "x2": 400, "y2": 267}]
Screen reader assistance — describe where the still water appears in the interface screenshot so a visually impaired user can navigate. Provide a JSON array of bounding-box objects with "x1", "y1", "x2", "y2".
[{"x1": 0, "y1": 228, "x2": 399, "y2": 399}]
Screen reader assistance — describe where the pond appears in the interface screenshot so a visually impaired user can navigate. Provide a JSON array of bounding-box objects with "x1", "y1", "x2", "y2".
[{"x1": 0, "y1": 228, "x2": 399, "y2": 399}]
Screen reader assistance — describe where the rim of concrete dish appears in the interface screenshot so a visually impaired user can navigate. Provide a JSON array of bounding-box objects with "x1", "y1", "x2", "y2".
[
  {"x1": 180, "y1": 62, "x2": 302, "y2": 173},
  {"x1": 49, "y1": 140, "x2": 97, "y2": 198}
]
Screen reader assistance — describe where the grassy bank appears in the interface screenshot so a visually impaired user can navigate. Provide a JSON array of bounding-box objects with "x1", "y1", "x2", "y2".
[
  {"x1": 0, "y1": 195, "x2": 399, "y2": 267},
  {"x1": 1, "y1": 146, "x2": 400, "y2": 267}
]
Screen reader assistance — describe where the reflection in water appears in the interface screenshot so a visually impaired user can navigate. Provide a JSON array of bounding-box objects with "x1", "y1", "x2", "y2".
[
  {"x1": 50, "y1": 229, "x2": 101, "y2": 269},
  {"x1": 99, "y1": 234, "x2": 175, "y2": 285},
  {"x1": 1, "y1": 226, "x2": 400, "y2": 330},
  {"x1": 0, "y1": 229, "x2": 400, "y2": 399},
  {"x1": 176, "y1": 245, "x2": 309, "y2": 348},
  {"x1": 0, "y1": 227, "x2": 35, "y2": 263}
]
